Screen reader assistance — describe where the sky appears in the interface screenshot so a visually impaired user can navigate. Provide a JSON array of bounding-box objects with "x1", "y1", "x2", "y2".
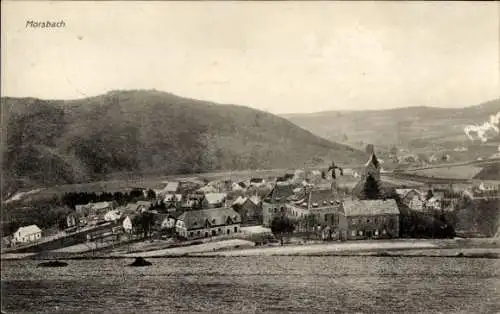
[{"x1": 1, "y1": 1, "x2": 499, "y2": 114}]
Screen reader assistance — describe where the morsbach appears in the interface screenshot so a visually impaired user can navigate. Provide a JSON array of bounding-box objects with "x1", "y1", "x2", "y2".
[{"x1": 26, "y1": 20, "x2": 66, "y2": 28}]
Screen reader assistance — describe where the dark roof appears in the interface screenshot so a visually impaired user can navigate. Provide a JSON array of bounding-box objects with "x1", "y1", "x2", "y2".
[
  {"x1": 250, "y1": 178, "x2": 264, "y2": 183},
  {"x1": 343, "y1": 199, "x2": 399, "y2": 216},
  {"x1": 265, "y1": 183, "x2": 294, "y2": 203},
  {"x1": 177, "y1": 207, "x2": 241, "y2": 230},
  {"x1": 289, "y1": 189, "x2": 342, "y2": 209}
]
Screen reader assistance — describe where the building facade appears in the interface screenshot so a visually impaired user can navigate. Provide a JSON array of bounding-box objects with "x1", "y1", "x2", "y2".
[
  {"x1": 285, "y1": 188, "x2": 345, "y2": 240},
  {"x1": 262, "y1": 183, "x2": 294, "y2": 226},
  {"x1": 343, "y1": 199, "x2": 400, "y2": 240},
  {"x1": 175, "y1": 207, "x2": 241, "y2": 240},
  {"x1": 13, "y1": 225, "x2": 42, "y2": 243}
]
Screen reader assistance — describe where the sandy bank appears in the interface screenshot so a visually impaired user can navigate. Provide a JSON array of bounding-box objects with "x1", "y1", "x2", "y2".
[{"x1": 118, "y1": 239, "x2": 255, "y2": 258}]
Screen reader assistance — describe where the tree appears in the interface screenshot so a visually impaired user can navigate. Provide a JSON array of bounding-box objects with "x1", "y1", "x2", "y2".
[
  {"x1": 426, "y1": 189, "x2": 434, "y2": 201},
  {"x1": 363, "y1": 174, "x2": 381, "y2": 199},
  {"x1": 270, "y1": 215, "x2": 295, "y2": 246},
  {"x1": 146, "y1": 189, "x2": 156, "y2": 200}
]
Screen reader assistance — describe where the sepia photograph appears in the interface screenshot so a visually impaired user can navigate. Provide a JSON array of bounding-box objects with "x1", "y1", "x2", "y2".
[{"x1": 1, "y1": 1, "x2": 499, "y2": 313}]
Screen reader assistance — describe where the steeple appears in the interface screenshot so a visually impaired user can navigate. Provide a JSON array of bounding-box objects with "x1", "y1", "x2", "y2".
[{"x1": 363, "y1": 144, "x2": 381, "y2": 181}]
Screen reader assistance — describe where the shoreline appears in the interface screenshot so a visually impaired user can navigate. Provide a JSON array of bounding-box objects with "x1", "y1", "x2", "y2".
[{"x1": 2, "y1": 238, "x2": 499, "y2": 260}]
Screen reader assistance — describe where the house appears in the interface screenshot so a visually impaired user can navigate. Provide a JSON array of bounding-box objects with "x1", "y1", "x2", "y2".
[
  {"x1": 249, "y1": 178, "x2": 266, "y2": 188},
  {"x1": 90, "y1": 201, "x2": 115, "y2": 215},
  {"x1": 286, "y1": 188, "x2": 344, "y2": 240},
  {"x1": 161, "y1": 216, "x2": 176, "y2": 229},
  {"x1": 66, "y1": 214, "x2": 77, "y2": 228},
  {"x1": 175, "y1": 207, "x2": 241, "y2": 240},
  {"x1": 163, "y1": 194, "x2": 182, "y2": 204},
  {"x1": 276, "y1": 173, "x2": 294, "y2": 184},
  {"x1": 395, "y1": 188, "x2": 425, "y2": 211},
  {"x1": 123, "y1": 216, "x2": 133, "y2": 233},
  {"x1": 262, "y1": 183, "x2": 295, "y2": 226},
  {"x1": 104, "y1": 209, "x2": 122, "y2": 222},
  {"x1": 180, "y1": 194, "x2": 204, "y2": 210},
  {"x1": 425, "y1": 196, "x2": 442, "y2": 212},
  {"x1": 231, "y1": 182, "x2": 246, "y2": 192},
  {"x1": 123, "y1": 201, "x2": 151, "y2": 213},
  {"x1": 163, "y1": 181, "x2": 180, "y2": 194},
  {"x1": 232, "y1": 195, "x2": 263, "y2": 226},
  {"x1": 202, "y1": 193, "x2": 227, "y2": 209},
  {"x1": 342, "y1": 199, "x2": 400, "y2": 240},
  {"x1": 13, "y1": 225, "x2": 42, "y2": 243}
]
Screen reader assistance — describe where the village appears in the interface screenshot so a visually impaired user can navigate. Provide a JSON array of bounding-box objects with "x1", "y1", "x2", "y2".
[{"x1": 3, "y1": 145, "x2": 499, "y2": 257}]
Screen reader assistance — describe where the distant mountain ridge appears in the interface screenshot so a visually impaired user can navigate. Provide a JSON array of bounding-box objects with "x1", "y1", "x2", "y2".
[
  {"x1": 282, "y1": 98, "x2": 500, "y2": 151},
  {"x1": 1, "y1": 90, "x2": 365, "y2": 196}
]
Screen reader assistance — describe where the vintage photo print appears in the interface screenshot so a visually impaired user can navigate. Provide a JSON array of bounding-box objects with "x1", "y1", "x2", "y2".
[{"x1": 1, "y1": 1, "x2": 499, "y2": 313}]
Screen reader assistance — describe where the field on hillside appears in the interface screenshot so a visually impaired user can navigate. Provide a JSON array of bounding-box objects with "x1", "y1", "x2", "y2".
[{"x1": 284, "y1": 98, "x2": 500, "y2": 150}]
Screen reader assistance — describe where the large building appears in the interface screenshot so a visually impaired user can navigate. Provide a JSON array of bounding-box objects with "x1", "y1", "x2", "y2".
[
  {"x1": 262, "y1": 182, "x2": 295, "y2": 226},
  {"x1": 285, "y1": 188, "x2": 344, "y2": 240},
  {"x1": 232, "y1": 195, "x2": 262, "y2": 226},
  {"x1": 342, "y1": 199, "x2": 400, "y2": 240},
  {"x1": 175, "y1": 207, "x2": 241, "y2": 240}
]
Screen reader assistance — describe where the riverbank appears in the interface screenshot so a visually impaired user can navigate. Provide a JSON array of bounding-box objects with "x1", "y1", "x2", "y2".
[{"x1": 2, "y1": 238, "x2": 499, "y2": 260}]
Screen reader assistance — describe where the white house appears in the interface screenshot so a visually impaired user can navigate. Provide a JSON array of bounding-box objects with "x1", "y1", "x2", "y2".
[
  {"x1": 202, "y1": 193, "x2": 227, "y2": 208},
  {"x1": 104, "y1": 209, "x2": 122, "y2": 222},
  {"x1": 161, "y1": 217, "x2": 176, "y2": 229},
  {"x1": 123, "y1": 216, "x2": 133, "y2": 233},
  {"x1": 13, "y1": 225, "x2": 42, "y2": 243},
  {"x1": 163, "y1": 194, "x2": 182, "y2": 203},
  {"x1": 425, "y1": 196, "x2": 442, "y2": 211}
]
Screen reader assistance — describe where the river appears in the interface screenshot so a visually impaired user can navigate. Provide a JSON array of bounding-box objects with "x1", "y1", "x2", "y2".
[{"x1": 2, "y1": 256, "x2": 499, "y2": 313}]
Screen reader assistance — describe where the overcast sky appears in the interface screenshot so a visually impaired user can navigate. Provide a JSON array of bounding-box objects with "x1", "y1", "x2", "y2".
[{"x1": 2, "y1": 1, "x2": 499, "y2": 114}]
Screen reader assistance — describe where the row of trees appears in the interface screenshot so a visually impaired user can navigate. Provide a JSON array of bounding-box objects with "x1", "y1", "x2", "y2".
[{"x1": 61, "y1": 188, "x2": 156, "y2": 209}]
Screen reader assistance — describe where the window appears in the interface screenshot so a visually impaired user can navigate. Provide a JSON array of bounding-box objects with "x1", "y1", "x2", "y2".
[
  {"x1": 197, "y1": 231, "x2": 201, "y2": 235},
  {"x1": 234, "y1": 226, "x2": 238, "y2": 232},
  {"x1": 358, "y1": 230, "x2": 363, "y2": 236},
  {"x1": 366, "y1": 219, "x2": 371, "y2": 223},
  {"x1": 189, "y1": 232, "x2": 194, "y2": 237},
  {"x1": 352, "y1": 218, "x2": 357, "y2": 225},
  {"x1": 374, "y1": 229, "x2": 379, "y2": 236},
  {"x1": 218, "y1": 228, "x2": 221, "y2": 233},
  {"x1": 382, "y1": 229, "x2": 387, "y2": 235},
  {"x1": 211, "y1": 230, "x2": 216, "y2": 236},
  {"x1": 325, "y1": 216, "x2": 328, "y2": 222},
  {"x1": 227, "y1": 229, "x2": 230, "y2": 234},
  {"x1": 351, "y1": 230, "x2": 356, "y2": 237}
]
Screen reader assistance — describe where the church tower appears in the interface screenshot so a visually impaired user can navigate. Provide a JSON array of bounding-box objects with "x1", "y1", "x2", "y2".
[{"x1": 363, "y1": 144, "x2": 381, "y2": 181}]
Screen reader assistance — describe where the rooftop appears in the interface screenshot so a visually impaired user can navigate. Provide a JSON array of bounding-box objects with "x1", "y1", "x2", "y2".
[
  {"x1": 15, "y1": 224, "x2": 42, "y2": 235},
  {"x1": 343, "y1": 199, "x2": 399, "y2": 217},
  {"x1": 264, "y1": 183, "x2": 294, "y2": 203},
  {"x1": 289, "y1": 189, "x2": 342, "y2": 209},
  {"x1": 177, "y1": 207, "x2": 241, "y2": 230},
  {"x1": 204, "y1": 193, "x2": 227, "y2": 204}
]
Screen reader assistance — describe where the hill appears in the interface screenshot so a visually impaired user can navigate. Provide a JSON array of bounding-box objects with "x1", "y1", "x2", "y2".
[
  {"x1": 282, "y1": 98, "x2": 500, "y2": 155},
  {"x1": 1, "y1": 90, "x2": 365, "y2": 197}
]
